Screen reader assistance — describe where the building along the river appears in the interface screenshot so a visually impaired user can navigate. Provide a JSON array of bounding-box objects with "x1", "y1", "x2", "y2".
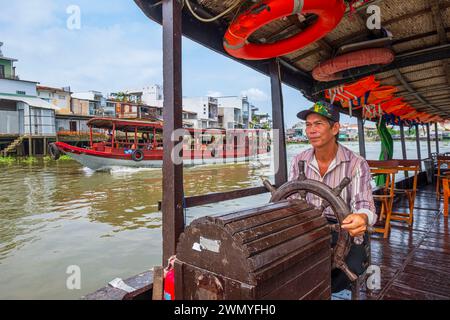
[{"x1": 0, "y1": 43, "x2": 58, "y2": 156}]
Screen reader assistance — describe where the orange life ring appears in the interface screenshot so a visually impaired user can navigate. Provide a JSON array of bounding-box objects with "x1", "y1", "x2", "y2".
[
  {"x1": 312, "y1": 48, "x2": 395, "y2": 81},
  {"x1": 223, "y1": 0, "x2": 346, "y2": 60}
]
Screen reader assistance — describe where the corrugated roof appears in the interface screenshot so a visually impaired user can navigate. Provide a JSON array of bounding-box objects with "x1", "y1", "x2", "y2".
[{"x1": 0, "y1": 94, "x2": 60, "y2": 110}]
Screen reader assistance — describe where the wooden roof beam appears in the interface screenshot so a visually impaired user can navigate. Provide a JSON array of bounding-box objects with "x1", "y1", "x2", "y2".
[
  {"x1": 431, "y1": 0, "x2": 450, "y2": 94},
  {"x1": 393, "y1": 69, "x2": 450, "y2": 117}
]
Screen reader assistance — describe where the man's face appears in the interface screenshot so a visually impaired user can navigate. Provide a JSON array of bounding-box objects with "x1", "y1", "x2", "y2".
[{"x1": 305, "y1": 113, "x2": 340, "y2": 148}]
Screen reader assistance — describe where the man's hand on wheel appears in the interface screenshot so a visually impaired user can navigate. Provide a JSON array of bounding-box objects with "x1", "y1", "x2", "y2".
[{"x1": 341, "y1": 213, "x2": 368, "y2": 237}]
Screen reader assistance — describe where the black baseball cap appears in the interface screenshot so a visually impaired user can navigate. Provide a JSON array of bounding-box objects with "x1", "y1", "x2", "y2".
[{"x1": 297, "y1": 101, "x2": 340, "y2": 122}]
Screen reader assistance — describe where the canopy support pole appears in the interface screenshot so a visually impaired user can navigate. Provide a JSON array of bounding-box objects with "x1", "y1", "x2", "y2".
[
  {"x1": 415, "y1": 124, "x2": 422, "y2": 171},
  {"x1": 269, "y1": 59, "x2": 287, "y2": 186},
  {"x1": 435, "y1": 122, "x2": 440, "y2": 154},
  {"x1": 400, "y1": 122, "x2": 409, "y2": 177},
  {"x1": 162, "y1": 0, "x2": 184, "y2": 264},
  {"x1": 426, "y1": 123, "x2": 432, "y2": 159},
  {"x1": 357, "y1": 118, "x2": 366, "y2": 158}
]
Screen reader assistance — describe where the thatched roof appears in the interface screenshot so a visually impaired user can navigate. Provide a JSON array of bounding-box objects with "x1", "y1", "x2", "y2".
[{"x1": 135, "y1": 0, "x2": 450, "y2": 121}]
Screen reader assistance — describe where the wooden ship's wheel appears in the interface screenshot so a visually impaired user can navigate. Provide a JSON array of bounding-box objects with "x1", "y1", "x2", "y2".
[{"x1": 263, "y1": 160, "x2": 358, "y2": 282}]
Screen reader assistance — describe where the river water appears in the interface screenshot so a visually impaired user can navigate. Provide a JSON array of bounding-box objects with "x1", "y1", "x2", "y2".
[{"x1": 1, "y1": 140, "x2": 449, "y2": 299}]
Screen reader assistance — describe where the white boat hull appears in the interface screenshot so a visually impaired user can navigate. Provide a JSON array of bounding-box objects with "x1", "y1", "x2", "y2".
[{"x1": 65, "y1": 151, "x2": 271, "y2": 171}]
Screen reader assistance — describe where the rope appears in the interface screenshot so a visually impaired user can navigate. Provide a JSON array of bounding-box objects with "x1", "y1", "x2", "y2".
[{"x1": 184, "y1": 0, "x2": 243, "y2": 23}]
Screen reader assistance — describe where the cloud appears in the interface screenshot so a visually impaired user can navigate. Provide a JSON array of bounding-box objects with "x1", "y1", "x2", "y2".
[
  {"x1": 0, "y1": 0, "x2": 58, "y2": 28},
  {"x1": 0, "y1": 1, "x2": 163, "y2": 94},
  {"x1": 240, "y1": 88, "x2": 269, "y2": 102}
]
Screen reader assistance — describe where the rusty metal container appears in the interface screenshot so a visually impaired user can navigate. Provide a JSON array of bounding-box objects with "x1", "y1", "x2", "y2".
[{"x1": 174, "y1": 199, "x2": 332, "y2": 300}]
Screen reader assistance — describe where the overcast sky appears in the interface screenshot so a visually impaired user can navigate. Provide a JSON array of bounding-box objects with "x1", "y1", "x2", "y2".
[{"x1": 0, "y1": 0, "x2": 355, "y2": 128}]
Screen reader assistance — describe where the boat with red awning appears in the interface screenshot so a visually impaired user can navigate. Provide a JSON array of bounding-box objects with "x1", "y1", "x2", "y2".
[{"x1": 50, "y1": 118, "x2": 272, "y2": 171}]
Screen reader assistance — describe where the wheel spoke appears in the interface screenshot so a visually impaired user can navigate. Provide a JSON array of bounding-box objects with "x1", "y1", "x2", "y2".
[{"x1": 317, "y1": 200, "x2": 330, "y2": 213}]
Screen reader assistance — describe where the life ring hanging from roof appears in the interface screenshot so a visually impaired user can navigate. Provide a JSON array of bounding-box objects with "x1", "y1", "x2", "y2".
[
  {"x1": 312, "y1": 48, "x2": 395, "y2": 82},
  {"x1": 223, "y1": 0, "x2": 346, "y2": 60}
]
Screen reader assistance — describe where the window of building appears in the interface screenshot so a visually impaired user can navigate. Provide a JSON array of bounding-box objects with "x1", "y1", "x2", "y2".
[
  {"x1": 69, "y1": 121, "x2": 77, "y2": 132},
  {"x1": 0, "y1": 65, "x2": 5, "y2": 78},
  {"x1": 59, "y1": 95, "x2": 66, "y2": 100}
]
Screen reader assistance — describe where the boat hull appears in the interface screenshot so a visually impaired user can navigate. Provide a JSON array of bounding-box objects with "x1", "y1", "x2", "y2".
[{"x1": 56, "y1": 142, "x2": 270, "y2": 171}]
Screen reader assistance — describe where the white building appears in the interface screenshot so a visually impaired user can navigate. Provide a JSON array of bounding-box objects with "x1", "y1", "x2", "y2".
[
  {"x1": 216, "y1": 96, "x2": 244, "y2": 129},
  {"x1": 126, "y1": 84, "x2": 163, "y2": 107},
  {"x1": 119, "y1": 84, "x2": 265, "y2": 129},
  {"x1": 0, "y1": 44, "x2": 58, "y2": 137},
  {"x1": 183, "y1": 96, "x2": 219, "y2": 129}
]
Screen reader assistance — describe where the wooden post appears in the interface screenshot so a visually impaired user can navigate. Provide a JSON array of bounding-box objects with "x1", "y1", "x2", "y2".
[
  {"x1": 43, "y1": 137, "x2": 47, "y2": 156},
  {"x1": 357, "y1": 118, "x2": 366, "y2": 158},
  {"x1": 435, "y1": 122, "x2": 440, "y2": 154},
  {"x1": 28, "y1": 137, "x2": 32, "y2": 156},
  {"x1": 400, "y1": 122, "x2": 407, "y2": 160},
  {"x1": 426, "y1": 123, "x2": 432, "y2": 159},
  {"x1": 415, "y1": 124, "x2": 422, "y2": 171},
  {"x1": 269, "y1": 59, "x2": 287, "y2": 186},
  {"x1": 162, "y1": 0, "x2": 184, "y2": 263},
  {"x1": 151, "y1": 266, "x2": 164, "y2": 300}
]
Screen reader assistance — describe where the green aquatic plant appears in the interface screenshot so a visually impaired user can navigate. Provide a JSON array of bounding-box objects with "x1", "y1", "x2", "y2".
[
  {"x1": 0, "y1": 156, "x2": 16, "y2": 165},
  {"x1": 21, "y1": 156, "x2": 38, "y2": 164},
  {"x1": 43, "y1": 155, "x2": 73, "y2": 162}
]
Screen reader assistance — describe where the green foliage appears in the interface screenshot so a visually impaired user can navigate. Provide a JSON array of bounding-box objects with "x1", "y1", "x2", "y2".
[
  {"x1": 44, "y1": 155, "x2": 72, "y2": 162},
  {"x1": 21, "y1": 157, "x2": 38, "y2": 164},
  {"x1": 0, "y1": 156, "x2": 15, "y2": 165},
  {"x1": 111, "y1": 92, "x2": 130, "y2": 102}
]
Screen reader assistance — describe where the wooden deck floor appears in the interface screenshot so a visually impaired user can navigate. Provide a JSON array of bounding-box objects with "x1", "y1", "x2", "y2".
[{"x1": 334, "y1": 184, "x2": 450, "y2": 300}]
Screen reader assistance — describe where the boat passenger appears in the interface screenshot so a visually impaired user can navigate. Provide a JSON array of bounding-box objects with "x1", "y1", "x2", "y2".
[{"x1": 290, "y1": 101, "x2": 377, "y2": 294}]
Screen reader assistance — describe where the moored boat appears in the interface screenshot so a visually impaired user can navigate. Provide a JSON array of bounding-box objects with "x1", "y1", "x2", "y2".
[{"x1": 50, "y1": 118, "x2": 272, "y2": 171}]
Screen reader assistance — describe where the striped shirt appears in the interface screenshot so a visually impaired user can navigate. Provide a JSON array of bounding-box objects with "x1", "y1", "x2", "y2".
[{"x1": 289, "y1": 143, "x2": 377, "y2": 227}]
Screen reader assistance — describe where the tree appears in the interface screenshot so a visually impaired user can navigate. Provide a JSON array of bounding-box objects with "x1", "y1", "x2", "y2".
[{"x1": 111, "y1": 92, "x2": 129, "y2": 102}]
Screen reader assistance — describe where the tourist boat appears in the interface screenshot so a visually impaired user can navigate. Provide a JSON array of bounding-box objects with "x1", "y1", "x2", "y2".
[{"x1": 50, "y1": 118, "x2": 272, "y2": 171}]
